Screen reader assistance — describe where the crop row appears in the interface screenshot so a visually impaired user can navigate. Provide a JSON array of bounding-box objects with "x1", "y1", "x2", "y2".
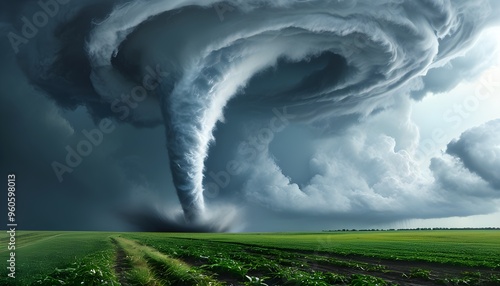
[
  {"x1": 123, "y1": 234, "x2": 500, "y2": 286},
  {"x1": 121, "y1": 235, "x2": 408, "y2": 285},
  {"x1": 18, "y1": 233, "x2": 500, "y2": 286}
]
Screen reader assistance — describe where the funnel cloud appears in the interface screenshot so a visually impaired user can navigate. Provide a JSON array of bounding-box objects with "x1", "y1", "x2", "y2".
[{"x1": 1, "y1": 0, "x2": 500, "y2": 231}]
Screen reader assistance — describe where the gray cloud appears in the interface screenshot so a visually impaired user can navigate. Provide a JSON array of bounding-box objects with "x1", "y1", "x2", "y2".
[
  {"x1": 2, "y1": 0, "x2": 500, "y2": 231},
  {"x1": 446, "y1": 119, "x2": 500, "y2": 190},
  {"x1": 231, "y1": 95, "x2": 500, "y2": 226},
  {"x1": 0, "y1": 37, "x2": 177, "y2": 230},
  {"x1": 85, "y1": 0, "x2": 499, "y2": 223},
  {"x1": 412, "y1": 38, "x2": 499, "y2": 100}
]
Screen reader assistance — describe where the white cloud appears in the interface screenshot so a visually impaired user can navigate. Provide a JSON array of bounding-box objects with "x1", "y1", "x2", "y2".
[
  {"x1": 239, "y1": 95, "x2": 500, "y2": 222},
  {"x1": 446, "y1": 119, "x2": 500, "y2": 189}
]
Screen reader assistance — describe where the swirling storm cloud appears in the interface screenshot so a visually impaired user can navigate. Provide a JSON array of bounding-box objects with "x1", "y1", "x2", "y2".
[{"x1": 1, "y1": 0, "x2": 500, "y2": 231}]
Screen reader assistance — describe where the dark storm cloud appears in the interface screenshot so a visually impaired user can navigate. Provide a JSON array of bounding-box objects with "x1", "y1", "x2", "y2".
[
  {"x1": 0, "y1": 34, "x2": 177, "y2": 230},
  {"x1": 2, "y1": 0, "x2": 500, "y2": 231},
  {"x1": 85, "y1": 0, "x2": 500, "y2": 222}
]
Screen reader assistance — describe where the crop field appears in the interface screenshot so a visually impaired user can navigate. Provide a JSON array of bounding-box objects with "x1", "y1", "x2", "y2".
[{"x1": 0, "y1": 231, "x2": 499, "y2": 285}]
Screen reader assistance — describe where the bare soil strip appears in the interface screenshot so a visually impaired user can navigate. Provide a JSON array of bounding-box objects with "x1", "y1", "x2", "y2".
[
  {"x1": 112, "y1": 239, "x2": 133, "y2": 286},
  {"x1": 253, "y1": 247, "x2": 500, "y2": 285}
]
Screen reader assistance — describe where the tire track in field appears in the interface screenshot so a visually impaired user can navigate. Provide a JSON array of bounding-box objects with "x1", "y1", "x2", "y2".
[
  {"x1": 112, "y1": 237, "x2": 224, "y2": 286},
  {"x1": 112, "y1": 237, "x2": 163, "y2": 286},
  {"x1": 111, "y1": 238, "x2": 133, "y2": 286}
]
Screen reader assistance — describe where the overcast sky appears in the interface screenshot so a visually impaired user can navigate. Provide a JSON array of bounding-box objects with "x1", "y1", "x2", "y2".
[{"x1": 1, "y1": 0, "x2": 500, "y2": 232}]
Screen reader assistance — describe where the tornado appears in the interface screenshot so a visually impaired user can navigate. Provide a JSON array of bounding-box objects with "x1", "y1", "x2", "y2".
[{"x1": 6, "y1": 0, "x2": 499, "y2": 224}]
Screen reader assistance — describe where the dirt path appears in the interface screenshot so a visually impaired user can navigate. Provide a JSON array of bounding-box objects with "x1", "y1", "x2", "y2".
[
  {"x1": 112, "y1": 239, "x2": 132, "y2": 286},
  {"x1": 112, "y1": 237, "x2": 225, "y2": 285}
]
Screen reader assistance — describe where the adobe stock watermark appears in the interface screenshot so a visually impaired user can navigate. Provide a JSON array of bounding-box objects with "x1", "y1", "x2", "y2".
[
  {"x1": 213, "y1": 2, "x2": 235, "y2": 22},
  {"x1": 415, "y1": 66, "x2": 500, "y2": 161},
  {"x1": 51, "y1": 65, "x2": 169, "y2": 182},
  {"x1": 204, "y1": 106, "x2": 296, "y2": 199},
  {"x1": 7, "y1": 0, "x2": 72, "y2": 54}
]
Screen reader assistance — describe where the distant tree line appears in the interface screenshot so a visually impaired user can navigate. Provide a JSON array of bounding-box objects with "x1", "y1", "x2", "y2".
[{"x1": 322, "y1": 227, "x2": 500, "y2": 232}]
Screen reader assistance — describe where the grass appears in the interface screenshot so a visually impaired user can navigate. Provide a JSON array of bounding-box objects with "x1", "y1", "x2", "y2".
[
  {"x1": 0, "y1": 231, "x2": 117, "y2": 285},
  {"x1": 113, "y1": 236, "x2": 221, "y2": 285},
  {"x1": 1, "y1": 230, "x2": 499, "y2": 285},
  {"x1": 154, "y1": 230, "x2": 500, "y2": 268},
  {"x1": 113, "y1": 237, "x2": 158, "y2": 285},
  {"x1": 30, "y1": 249, "x2": 120, "y2": 286}
]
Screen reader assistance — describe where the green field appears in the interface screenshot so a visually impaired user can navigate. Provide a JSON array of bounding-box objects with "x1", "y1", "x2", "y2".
[{"x1": 1, "y1": 231, "x2": 499, "y2": 285}]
